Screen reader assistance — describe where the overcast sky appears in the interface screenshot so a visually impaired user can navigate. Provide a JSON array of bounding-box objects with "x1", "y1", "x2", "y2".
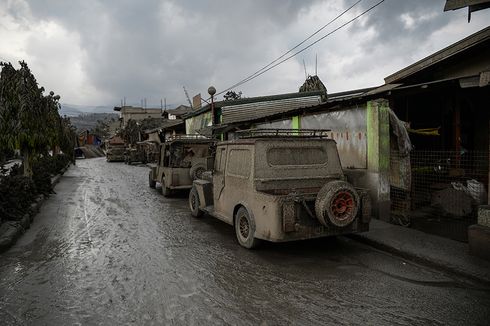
[{"x1": 0, "y1": 0, "x2": 488, "y2": 108}]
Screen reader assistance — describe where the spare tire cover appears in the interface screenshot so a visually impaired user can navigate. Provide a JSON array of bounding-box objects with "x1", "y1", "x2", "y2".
[
  {"x1": 189, "y1": 163, "x2": 206, "y2": 180},
  {"x1": 315, "y1": 180, "x2": 359, "y2": 227}
]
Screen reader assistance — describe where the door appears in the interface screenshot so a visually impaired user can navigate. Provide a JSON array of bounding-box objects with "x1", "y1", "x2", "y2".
[{"x1": 213, "y1": 146, "x2": 227, "y2": 213}]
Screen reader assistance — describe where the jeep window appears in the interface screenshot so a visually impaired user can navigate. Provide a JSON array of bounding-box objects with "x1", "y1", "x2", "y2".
[
  {"x1": 215, "y1": 147, "x2": 226, "y2": 172},
  {"x1": 267, "y1": 147, "x2": 327, "y2": 166},
  {"x1": 227, "y1": 149, "x2": 251, "y2": 178}
]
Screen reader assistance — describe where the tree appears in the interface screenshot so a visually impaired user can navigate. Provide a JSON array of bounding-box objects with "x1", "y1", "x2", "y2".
[
  {"x1": 223, "y1": 90, "x2": 242, "y2": 101},
  {"x1": 0, "y1": 61, "x2": 74, "y2": 175},
  {"x1": 58, "y1": 116, "x2": 77, "y2": 162},
  {"x1": 121, "y1": 119, "x2": 140, "y2": 145}
]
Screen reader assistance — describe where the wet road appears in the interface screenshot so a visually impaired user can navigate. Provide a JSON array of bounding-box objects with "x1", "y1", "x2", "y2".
[{"x1": 1, "y1": 158, "x2": 489, "y2": 325}]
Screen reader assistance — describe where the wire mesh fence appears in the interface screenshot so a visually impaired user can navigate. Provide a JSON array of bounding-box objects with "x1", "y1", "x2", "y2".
[{"x1": 390, "y1": 150, "x2": 489, "y2": 242}]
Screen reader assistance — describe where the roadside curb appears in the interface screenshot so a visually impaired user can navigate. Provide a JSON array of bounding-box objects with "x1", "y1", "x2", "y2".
[
  {"x1": 0, "y1": 164, "x2": 70, "y2": 254},
  {"x1": 349, "y1": 232, "x2": 490, "y2": 285}
]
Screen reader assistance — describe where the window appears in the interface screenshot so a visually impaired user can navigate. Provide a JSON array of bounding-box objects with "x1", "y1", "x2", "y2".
[
  {"x1": 267, "y1": 147, "x2": 327, "y2": 166},
  {"x1": 227, "y1": 149, "x2": 251, "y2": 178},
  {"x1": 215, "y1": 148, "x2": 226, "y2": 172}
]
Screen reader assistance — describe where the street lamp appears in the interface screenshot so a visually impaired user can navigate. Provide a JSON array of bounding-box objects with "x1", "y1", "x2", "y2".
[{"x1": 208, "y1": 86, "x2": 216, "y2": 125}]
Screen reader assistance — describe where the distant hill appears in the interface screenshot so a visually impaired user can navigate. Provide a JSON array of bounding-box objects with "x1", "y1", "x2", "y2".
[
  {"x1": 70, "y1": 112, "x2": 119, "y2": 132},
  {"x1": 60, "y1": 103, "x2": 115, "y2": 117}
]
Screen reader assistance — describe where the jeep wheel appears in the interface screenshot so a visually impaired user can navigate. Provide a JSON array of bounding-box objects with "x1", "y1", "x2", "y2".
[
  {"x1": 189, "y1": 187, "x2": 203, "y2": 218},
  {"x1": 161, "y1": 178, "x2": 171, "y2": 197},
  {"x1": 315, "y1": 180, "x2": 359, "y2": 228},
  {"x1": 234, "y1": 207, "x2": 261, "y2": 249},
  {"x1": 190, "y1": 163, "x2": 206, "y2": 180},
  {"x1": 149, "y1": 172, "x2": 156, "y2": 188}
]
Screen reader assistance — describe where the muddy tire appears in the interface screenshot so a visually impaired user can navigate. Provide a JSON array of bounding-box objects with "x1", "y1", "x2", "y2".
[
  {"x1": 315, "y1": 180, "x2": 359, "y2": 228},
  {"x1": 160, "y1": 177, "x2": 171, "y2": 197},
  {"x1": 189, "y1": 187, "x2": 203, "y2": 218},
  {"x1": 190, "y1": 163, "x2": 206, "y2": 180},
  {"x1": 234, "y1": 207, "x2": 261, "y2": 249},
  {"x1": 149, "y1": 172, "x2": 156, "y2": 188}
]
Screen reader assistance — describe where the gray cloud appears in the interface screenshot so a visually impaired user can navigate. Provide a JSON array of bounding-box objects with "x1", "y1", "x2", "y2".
[{"x1": 2, "y1": 0, "x2": 488, "y2": 107}]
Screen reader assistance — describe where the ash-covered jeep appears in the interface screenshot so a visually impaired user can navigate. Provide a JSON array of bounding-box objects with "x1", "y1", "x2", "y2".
[
  {"x1": 188, "y1": 129, "x2": 370, "y2": 248},
  {"x1": 148, "y1": 135, "x2": 215, "y2": 196}
]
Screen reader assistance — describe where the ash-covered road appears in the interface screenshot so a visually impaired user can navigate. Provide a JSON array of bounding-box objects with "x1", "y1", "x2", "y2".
[{"x1": 1, "y1": 158, "x2": 489, "y2": 325}]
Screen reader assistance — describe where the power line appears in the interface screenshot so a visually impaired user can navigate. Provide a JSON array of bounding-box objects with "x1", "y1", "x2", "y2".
[
  {"x1": 216, "y1": 0, "x2": 385, "y2": 97},
  {"x1": 217, "y1": 0, "x2": 364, "y2": 96}
]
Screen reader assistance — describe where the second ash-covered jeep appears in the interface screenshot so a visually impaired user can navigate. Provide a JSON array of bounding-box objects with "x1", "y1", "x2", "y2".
[
  {"x1": 148, "y1": 135, "x2": 214, "y2": 196},
  {"x1": 189, "y1": 129, "x2": 371, "y2": 249}
]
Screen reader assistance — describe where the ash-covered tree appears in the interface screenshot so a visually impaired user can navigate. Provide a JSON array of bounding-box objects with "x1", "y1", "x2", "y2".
[
  {"x1": 59, "y1": 116, "x2": 77, "y2": 162},
  {"x1": 223, "y1": 90, "x2": 242, "y2": 101},
  {"x1": 121, "y1": 117, "x2": 164, "y2": 145},
  {"x1": 121, "y1": 119, "x2": 140, "y2": 145},
  {"x1": 0, "y1": 61, "x2": 73, "y2": 175},
  {"x1": 91, "y1": 119, "x2": 110, "y2": 139}
]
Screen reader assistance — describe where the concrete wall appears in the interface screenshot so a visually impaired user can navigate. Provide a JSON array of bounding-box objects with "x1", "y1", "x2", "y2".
[{"x1": 301, "y1": 107, "x2": 367, "y2": 169}]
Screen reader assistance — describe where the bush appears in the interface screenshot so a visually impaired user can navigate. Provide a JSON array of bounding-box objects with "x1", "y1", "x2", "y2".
[
  {"x1": 0, "y1": 174, "x2": 36, "y2": 223},
  {"x1": 0, "y1": 154, "x2": 70, "y2": 223},
  {"x1": 32, "y1": 154, "x2": 70, "y2": 196}
]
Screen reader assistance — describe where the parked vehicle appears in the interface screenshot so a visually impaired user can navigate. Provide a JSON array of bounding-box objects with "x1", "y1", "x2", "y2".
[
  {"x1": 106, "y1": 136, "x2": 126, "y2": 162},
  {"x1": 106, "y1": 144, "x2": 126, "y2": 162},
  {"x1": 149, "y1": 135, "x2": 215, "y2": 196},
  {"x1": 188, "y1": 129, "x2": 371, "y2": 249},
  {"x1": 143, "y1": 141, "x2": 160, "y2": 164},
  {"x1": 124, "y1": 142, "x2": 146, "y2": 165}
]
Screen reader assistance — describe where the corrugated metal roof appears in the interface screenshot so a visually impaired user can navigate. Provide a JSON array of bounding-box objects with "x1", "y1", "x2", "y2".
[
  {"x1": 221, "y1": 95, "x2": 322, "y2": 124},
  {"x1": 183, "y1": 90, "x2": 326, "y2": 119}
]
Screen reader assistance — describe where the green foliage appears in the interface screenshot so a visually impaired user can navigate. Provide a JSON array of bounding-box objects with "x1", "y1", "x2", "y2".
[
  {"x1": 0, "y1": 61, "x2": 76, "y2": 174},
  {"x1": 0, "y1": 154, "x2": 71, "y2": 224},
  {"x1": 0, "y1": 173, "x2": 36, "y2": 223}
]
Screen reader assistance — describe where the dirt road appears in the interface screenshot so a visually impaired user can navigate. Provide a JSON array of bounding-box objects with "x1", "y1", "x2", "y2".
[{"x1": 1, "y1": 158, "x2": 489, "y2": 325}]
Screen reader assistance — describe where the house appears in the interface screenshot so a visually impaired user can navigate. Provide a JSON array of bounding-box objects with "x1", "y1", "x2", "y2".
[
  {"x1": 380, "y1": 25, "x2": 490, "y2": 243},
  {"x1": 113, "y1": 106, "x2": 163, "y2": 127},
  {"x1": 162, "y1": 105, "x2": 191, "y2": 120}
]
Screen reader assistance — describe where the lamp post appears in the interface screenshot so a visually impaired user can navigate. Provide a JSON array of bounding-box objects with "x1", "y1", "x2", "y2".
[{"x1": 208, "y1": 86, "x2": 216, "y2": 125}]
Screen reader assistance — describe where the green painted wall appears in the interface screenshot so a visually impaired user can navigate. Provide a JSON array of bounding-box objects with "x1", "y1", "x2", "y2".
[
  {"x1": 367, "y1": 100, "x2": 390, "y2": 173},
  {"x1": 292, "y1": 116, "x2": 301, "y2": 130}
]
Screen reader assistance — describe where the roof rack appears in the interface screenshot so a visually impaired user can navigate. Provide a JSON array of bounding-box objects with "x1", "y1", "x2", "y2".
[
  {"x1": 165, "y1": 134, "x2": 212, "y2": 142},
  {"x1": 235, "y1": 128, "x2": 330, "y2": 139}
]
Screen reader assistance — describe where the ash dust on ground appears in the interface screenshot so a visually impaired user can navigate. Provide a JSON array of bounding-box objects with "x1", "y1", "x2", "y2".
[{"x1": 0, "y1": 158, "x2": 489, "y2": 325}]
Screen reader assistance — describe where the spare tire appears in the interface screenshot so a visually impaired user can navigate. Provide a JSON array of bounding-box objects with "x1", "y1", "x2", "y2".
[
  {"x1": 315, "y1": 180, "x2": 359, "y2": 228},
  {"x1": 190, "y1": 163, "x2": 206, "y2": 180}
]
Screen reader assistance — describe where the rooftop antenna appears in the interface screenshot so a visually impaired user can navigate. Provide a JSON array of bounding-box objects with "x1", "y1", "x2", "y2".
[
  {"x1": 164, "y1": 98, "x2": 167, "y2": 111},
  {"x1": 303, "y1": 59, "x2": 308, "y2": 79},
  {"x1": 183, "y1": 86, "x2": 193, "y2": 109},
  {"x1": 123, "y1": 97, "x2": 126, "y2": 106},
  {"x1": 120, "y1": 99, "x2": 123, "y2": 107}
]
